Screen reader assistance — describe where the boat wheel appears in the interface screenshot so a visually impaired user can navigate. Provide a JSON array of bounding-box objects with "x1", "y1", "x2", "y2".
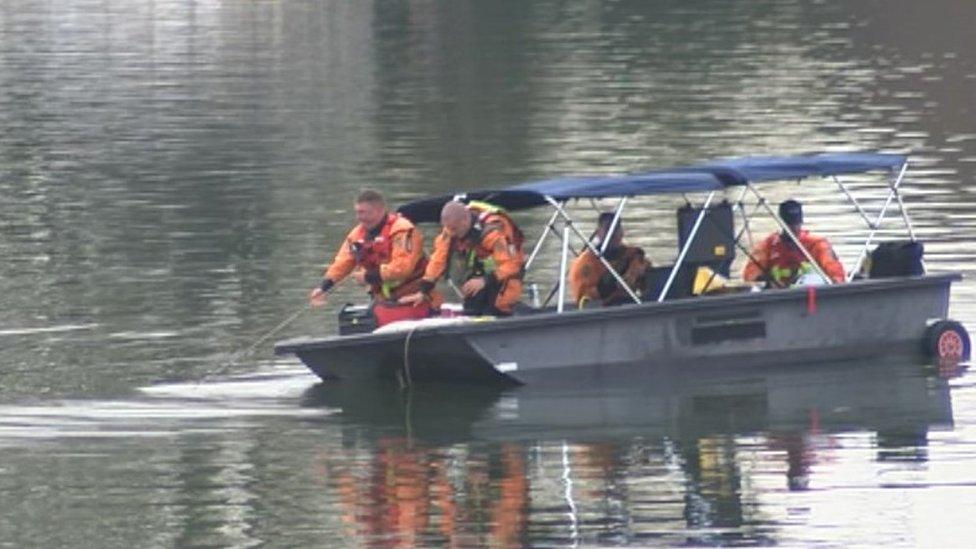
[{"x1": 923, "y1": 320, "x2": 971, "y2": 362}]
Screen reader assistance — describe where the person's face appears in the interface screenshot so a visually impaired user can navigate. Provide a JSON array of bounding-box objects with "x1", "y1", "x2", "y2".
[
  {"x1": 355, "y1": 201, "x2": 386, "y2": 230},
  {"x1": 442, "y1": 214, "x2": 472, "y2": 238}
]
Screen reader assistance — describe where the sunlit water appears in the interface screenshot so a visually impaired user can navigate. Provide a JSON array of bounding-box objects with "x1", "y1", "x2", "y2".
[{"x1": 2, "y1": 0, "x2": 976, "y2": 546}]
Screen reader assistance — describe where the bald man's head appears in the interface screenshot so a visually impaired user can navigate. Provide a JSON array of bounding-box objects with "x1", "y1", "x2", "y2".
[{"x1": 440, "y1": 201, "x2": 473, "y2": 237}]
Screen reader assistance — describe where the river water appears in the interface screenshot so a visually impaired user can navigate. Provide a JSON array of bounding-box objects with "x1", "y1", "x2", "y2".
[{"x1": 2, "y1": 1, "x2": 976, "y2": 546}]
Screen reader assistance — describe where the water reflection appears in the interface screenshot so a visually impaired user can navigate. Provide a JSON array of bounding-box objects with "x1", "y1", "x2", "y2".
[{"x1": 303, "y1": 360, "x2": 951, "y2": 546}]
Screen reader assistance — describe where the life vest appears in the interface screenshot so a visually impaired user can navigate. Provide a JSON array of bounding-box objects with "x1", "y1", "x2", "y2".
[
  {"x1": 451, "y1": 202, "x2": 524, "y2": 281},
  {"x1": 765, "y1": 232, "x2": 821, "y2": 286},
  {"x1": 349, "y1": 213, "x2": 428, "y2": 299}
]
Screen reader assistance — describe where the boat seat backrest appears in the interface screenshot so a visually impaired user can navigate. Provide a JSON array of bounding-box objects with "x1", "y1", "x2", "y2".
[
  {"x1": 643, "y1": 263, "x2": 696, "y2": 301},
  {"x1": 676, "y1": 201, "x2": 736, "y2": 277}
]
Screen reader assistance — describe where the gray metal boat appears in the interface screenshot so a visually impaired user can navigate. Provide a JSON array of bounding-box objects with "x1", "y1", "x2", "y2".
[{"x1": 275, "y1": 152, "x2": 969, "y2": 386}]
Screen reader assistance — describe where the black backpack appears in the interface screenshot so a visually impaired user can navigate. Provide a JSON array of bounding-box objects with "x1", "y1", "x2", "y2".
[{"x1": 868, "y1": 241, "x2": 924, "y2": 278}]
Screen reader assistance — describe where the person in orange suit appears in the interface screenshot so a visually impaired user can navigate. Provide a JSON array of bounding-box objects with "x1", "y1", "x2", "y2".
[
  {"x1": 742, "y1": 199, "x2": 845, "y2": 287},
  {"x1": 309, "y1": 189, "x2": 441, "y2": 323},
  {"x1": 568, "y1": 212, "x2": 651, "y2": 307},
  {"x1": 401, "y1": 200, "x2": 525, "y2": 316}
]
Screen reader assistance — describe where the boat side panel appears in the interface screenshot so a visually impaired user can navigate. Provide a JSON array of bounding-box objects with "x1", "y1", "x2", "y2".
[{"x1": 466, "y1": 278, "x2": 952, "y2": 383}]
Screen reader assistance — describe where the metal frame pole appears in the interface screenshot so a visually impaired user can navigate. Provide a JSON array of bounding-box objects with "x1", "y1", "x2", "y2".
[
  {"x1": 846, "y1": 161, "x2": 910, "y2": 280},
  {"x1": 599, "y1": 197, "x2": 628, "y2": 255},
  {"x1": 557, "y1": 225, "x2": 569, "y2": 313},
  {"x1": 832, "y1": 175, "x2": 875, "y2": 229},
  {"x1": 524, "y1": 208, "x2": 561, "y2": 272}
]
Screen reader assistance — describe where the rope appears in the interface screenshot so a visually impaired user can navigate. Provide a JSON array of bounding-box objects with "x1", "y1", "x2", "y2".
[
  {"x1": 199, "y1": 305, "x2": 310, "y2": 381},
  {"x1": 400, "y1": 325, "x2": 418, "y2": 388}
]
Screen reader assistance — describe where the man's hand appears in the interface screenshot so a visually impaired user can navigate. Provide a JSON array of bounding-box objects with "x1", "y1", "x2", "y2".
[
  {"x1": 308, "y1": 288, "x2": 328, "y2": 307},
  {"x1": 461, "y1": 277, "x2": 486, "y2": 297},
  {"x1": 398, "y1": 292, "x2": 426, "y2": 306}
]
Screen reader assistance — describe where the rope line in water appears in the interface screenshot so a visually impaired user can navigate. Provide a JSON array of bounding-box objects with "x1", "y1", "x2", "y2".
[
  {"x1": 400, "y1": 326, "x2": 418, "y2": 388},
  {"x1": 200, "y1": 305, "x2": 310, "y2": 381}
]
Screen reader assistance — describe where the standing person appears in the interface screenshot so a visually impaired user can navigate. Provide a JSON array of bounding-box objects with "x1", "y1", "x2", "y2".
[
  {"x1": 308, "y1": 189, "x2": 440, "y2": 326},
  {"x1": 568, "y1": 212, "x2": 651, "y2": 307},
  {"x1": 400, "y1": 200, "x2": 525, "y2": 316},
  {"x1": 742, "y1": 199, "x2": 845, "y2": 287}
]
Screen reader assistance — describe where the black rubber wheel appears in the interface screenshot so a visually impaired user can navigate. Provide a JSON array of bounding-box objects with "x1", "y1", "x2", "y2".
[{"x1": 922, "y1": 320, "x2": 971, "y2": 361}]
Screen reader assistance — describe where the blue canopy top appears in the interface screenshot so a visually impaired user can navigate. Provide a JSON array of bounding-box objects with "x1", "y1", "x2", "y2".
[
  {"x1": 398, "y1": 152, "x2": 906, "y2": 223},
  {"x1": 694, "y1": 152, "x2": 907, "y2": 185}
]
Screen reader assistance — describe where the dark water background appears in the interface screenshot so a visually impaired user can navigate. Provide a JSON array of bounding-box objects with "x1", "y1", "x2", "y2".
[{"x1": 2, "y1": 1, "x2": 976, "y2": 546}]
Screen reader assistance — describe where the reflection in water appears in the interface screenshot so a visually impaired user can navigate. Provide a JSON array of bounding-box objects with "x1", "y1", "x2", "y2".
[{"x1": 303, "y1": 360, "x2": 952, "y2": 546}]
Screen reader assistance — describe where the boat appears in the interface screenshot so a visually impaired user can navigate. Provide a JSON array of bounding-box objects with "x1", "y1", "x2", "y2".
[{"x1": 275, "y1": 152, "x2": 970, "y2": 386}]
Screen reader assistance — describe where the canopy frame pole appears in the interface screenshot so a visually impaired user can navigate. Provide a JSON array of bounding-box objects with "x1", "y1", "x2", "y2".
[
  {"x1": 524, "y1": 208, "x2": 562, "y2": 272},
  {"x1": 599, "y1": 197, "x2": 629, "y2": 255},
  {"x1": 587, "y1": 198, "x2": 604, "y2": 214},
  {"x1": 891, "y1": 164, "x2": 917, "y2": 240},
  {"x1": 847, "y1": 161, "x2": 910, "y2": 280},
  {"x1": 544, "y1": 197, "x2": 641, "y2": 304},
  {"x1": 747, "y1": 184, "x2": 833, "y2": 285},
  {"x1": 832, "y1": 175, "x2": 876, "y2": 230},
  {"x1": 557, "y1": 225, "x2": 569, "y2": 313},
  {"x1": 658, "y1": 191, "x2": 716, "y2": 302},
  {"x1": 733, "y1": 186, "x2": 756, "y2": 248}
]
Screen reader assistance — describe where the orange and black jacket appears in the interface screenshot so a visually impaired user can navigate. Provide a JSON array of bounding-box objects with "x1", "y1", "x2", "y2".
[
  {"x1": 742, "y1": 229, "x2": 845, "y2": 286},
  {"x1": 320, "y1": 212, "x2": 429, "y2": 300},
  {"x1": 419, "y1": 205, "x2": 525, "y2": 296},
  {"x1": 569, "y1": 244, "x2": 650, "y2": 305}
]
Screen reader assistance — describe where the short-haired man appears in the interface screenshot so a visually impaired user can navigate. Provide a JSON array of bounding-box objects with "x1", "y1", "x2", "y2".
[
  {"x1": 309, "y1": 189, "x2": 440, "y2": 323},
  {"x1": 401, "y1": 200, "x2": 525, "y2": 316},
  {"x1": 743, "y1": 199, "x2": 845, "y2": 287}
]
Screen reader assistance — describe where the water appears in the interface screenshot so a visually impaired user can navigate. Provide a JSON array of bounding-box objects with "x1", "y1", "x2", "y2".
[{"x1": 2, "y1": 0, "x2": 976, "y2": 546}]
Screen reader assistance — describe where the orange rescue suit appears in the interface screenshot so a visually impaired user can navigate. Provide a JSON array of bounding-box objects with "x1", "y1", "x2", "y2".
[
  {"x1": 569, "y1": 245, "x2": 650, "y2": 306},
  {"x1": 423, "y1": 205, "x2": 525, "y2": 314},
  {"x1": 324, "y1": 212, "x2": 440, "y2": 305},
  {"x1": 742, "y1": 229, "x2": 845, "y2": 286}
]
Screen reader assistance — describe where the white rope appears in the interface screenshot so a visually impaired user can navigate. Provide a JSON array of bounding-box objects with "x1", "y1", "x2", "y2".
[{"x1": 400, "y1": 325, "x2": 419, "y2": 388}]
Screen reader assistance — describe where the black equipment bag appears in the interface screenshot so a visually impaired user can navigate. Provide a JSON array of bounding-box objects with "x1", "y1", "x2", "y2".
[
  {"x1": 868, "y1": 240, "x2": 924, "y2": 278},
  {"x1": 337, "y1": 303, "x2": 376, "y2": 335}
]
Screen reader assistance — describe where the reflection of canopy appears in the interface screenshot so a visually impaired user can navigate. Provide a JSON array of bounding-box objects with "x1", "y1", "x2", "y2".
[{"x1": 397, "y1": 152, "x2": 906, "y2": 223}]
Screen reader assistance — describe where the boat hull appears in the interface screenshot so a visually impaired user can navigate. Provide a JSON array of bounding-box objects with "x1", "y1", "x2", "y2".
[{"x1": 274, "y1": 274, "x2": 959, "y2": 386}]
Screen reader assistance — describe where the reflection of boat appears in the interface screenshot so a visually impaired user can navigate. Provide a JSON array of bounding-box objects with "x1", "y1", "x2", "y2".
[
  {"x1": 278, "y1": 153, "x2": 968, "y2": 386},
  {"x1": 302, "y1": 360, "x2": 953, "y2": 444},
  {"x1": 306, "y1": 360, "x2": 954, "y2": 545}
]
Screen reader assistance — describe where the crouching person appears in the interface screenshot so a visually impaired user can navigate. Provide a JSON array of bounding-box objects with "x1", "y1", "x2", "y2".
[{"x1": 401, "y1": 200, "x2": 525, "y2": 316}]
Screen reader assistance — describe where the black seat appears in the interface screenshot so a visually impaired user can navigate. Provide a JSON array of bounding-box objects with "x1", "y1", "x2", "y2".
[
  {"x1": 676, "y1": 200, "x2": 736, "y2": 277},
  {"x1": 644, "y1": 263, "x2": 696, "y2": 301}
]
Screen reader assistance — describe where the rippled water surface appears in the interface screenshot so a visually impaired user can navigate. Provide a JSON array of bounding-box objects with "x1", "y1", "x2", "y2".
[{"x1": 2, "y1": 0, "x2": 976, "y2": 546}]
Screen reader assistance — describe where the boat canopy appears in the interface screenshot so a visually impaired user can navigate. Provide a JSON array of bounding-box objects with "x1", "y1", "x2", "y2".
[{"x1": 398, "y1": 152, "x2": 906, "y2": 223}]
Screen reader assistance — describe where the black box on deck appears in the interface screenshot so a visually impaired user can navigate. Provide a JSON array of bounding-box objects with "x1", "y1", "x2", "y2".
[
  {"x1": 338, "y1": 303, "x2": 375, "y2": 335},
  {"x1": 677, "y1": 201, "x2": 735, "y2": 276},
  {"x1": 869, "y1": 241, "x2": 924, "y2": 278}
]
